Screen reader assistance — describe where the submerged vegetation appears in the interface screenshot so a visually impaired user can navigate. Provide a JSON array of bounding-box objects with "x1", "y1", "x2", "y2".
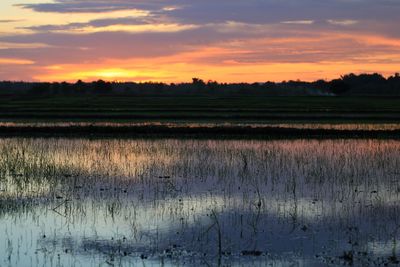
[{"x1": 0, "y1": 138, "x2": 399, "y2": 266}]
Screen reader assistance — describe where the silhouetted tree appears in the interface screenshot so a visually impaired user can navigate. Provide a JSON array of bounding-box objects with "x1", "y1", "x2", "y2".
[
  {"x1": 329, "y1": 79, "x2": 351, "y2": 95},
  {"x1": 93, "y1": 80, "x2": 112, "y2": 94},
  {"x1": 192, "y1": 78, "x2": 206, "y2": 90}
]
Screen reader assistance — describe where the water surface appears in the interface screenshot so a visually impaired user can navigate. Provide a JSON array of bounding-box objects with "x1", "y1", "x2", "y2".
[{"x1": 0, "y1": 138, "x2": 399, "y2": 266}]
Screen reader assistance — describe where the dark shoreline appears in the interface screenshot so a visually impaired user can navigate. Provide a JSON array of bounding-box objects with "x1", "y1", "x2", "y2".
[
  {"x1": 1, "y1": 113, "x2": 400, "y2": 122},
  {"x1": 0, "y1": 125, "x2": 399, "y2": 139}
]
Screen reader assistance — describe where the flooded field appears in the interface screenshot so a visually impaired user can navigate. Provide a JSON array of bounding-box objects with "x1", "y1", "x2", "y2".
[{"x1": 0, "y1": 138, "x2": 399, "y2": 266}]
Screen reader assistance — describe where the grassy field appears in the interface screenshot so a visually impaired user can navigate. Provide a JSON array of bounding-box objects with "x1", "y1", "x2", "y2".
[{"x1": 1, "y1": 95, "x2": 400, "y2": 123}]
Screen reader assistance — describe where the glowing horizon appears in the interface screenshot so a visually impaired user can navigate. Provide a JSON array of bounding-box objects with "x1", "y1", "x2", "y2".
[{"x1": 1, "y1": 0, "x2": 400, "y2": 83}]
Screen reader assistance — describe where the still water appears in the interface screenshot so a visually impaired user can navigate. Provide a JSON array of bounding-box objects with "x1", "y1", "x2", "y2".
[{"x1": 0, "y1": 138, "x2": 399, "y2": 266}]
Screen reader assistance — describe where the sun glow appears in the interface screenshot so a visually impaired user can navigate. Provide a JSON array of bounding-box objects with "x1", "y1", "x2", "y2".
[{"x1": 36, "y1": 66, "x2": 171, "y2": 82}]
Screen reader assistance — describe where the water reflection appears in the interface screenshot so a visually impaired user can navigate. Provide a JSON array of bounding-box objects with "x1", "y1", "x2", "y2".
[{"x1": 0, "y1": 138, "x2": 399, "y2": 266}]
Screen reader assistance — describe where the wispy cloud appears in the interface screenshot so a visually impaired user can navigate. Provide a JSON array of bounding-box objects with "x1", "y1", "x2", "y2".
[
  {"x1": 15, "y1": 1, "x2": 172, "y2": 14},
  {"x1": 23, "y1": 22, "x2": 198, "y2": 34},
  {"x1": 327, "y1": 19, "x2": 359, "y2": 26},
  {"x1": 0, "y1": 19, "x2": 23, "y2": 23},
  {"x1": 0, "y1": 58, "x2": 34, "y2": 65},
  {"x1": 0, "y1": 42, "x2": 51, "y2": 49},
  {"x1": 281, "y1": 20, "x2": 314, "y2": 25}
]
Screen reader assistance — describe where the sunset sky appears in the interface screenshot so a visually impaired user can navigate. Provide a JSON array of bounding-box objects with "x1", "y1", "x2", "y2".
[{"x1": 1, "y1": 0, "x2": 400, "y2": 83}]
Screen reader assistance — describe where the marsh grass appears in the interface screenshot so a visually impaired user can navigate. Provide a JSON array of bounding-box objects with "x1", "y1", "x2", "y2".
[{"x1": 0, "y1": 138, "x2": 399, "y2": 266}]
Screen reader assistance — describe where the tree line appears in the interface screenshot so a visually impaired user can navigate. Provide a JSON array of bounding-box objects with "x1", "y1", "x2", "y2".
[{"x1": 0, "y1": 73, "x2": 399, "y2": 96}]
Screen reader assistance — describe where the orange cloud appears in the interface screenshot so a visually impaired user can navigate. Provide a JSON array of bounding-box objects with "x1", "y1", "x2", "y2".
[
  {"x1": 30, "y1": 29, "x2": 400, "y2": 83},
  {"x1": 34, "y1": 46, "x2": 400, "y2": 83}
]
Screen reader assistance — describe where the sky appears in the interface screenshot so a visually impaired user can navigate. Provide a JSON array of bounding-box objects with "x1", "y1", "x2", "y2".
[{"x1": 0, "y1": 0, "x2": 400, "y2": 83}]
